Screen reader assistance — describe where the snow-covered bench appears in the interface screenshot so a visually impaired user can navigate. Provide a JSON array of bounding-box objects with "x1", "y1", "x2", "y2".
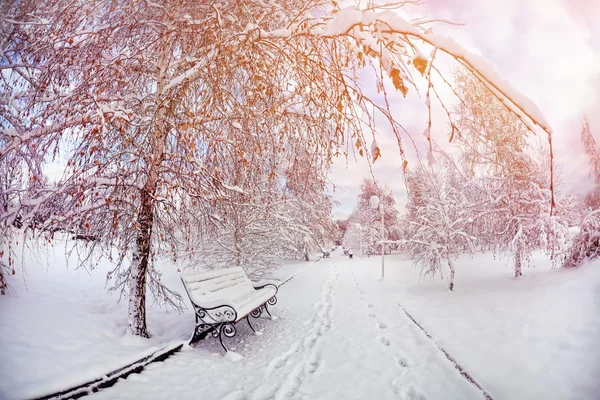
[{"x1": 181, "y1": 267, "x2": 278, "y2": 351}]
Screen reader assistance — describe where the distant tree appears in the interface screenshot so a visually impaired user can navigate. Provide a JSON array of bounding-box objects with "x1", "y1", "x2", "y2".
[
  {"x1": 581, "y1": 115, "x2": 600, "y2": 185},
  {"x1": 578, "y1": 115, "x2": 600, "y2": 213},
  {"x1": 184, "y1": 122, "x2": 336, "y2": 272},
  {"x1": 343, "y1": 178, "x2": 400, "y2": 255},
  {"x1": 565, "y1": 116, "x2": 600, "y2": 267},
  {"x1": 335, "y1": 219, "x2": 349, "y2": 245},
  {"x1": 581, "y1": 191, "x2": 600, "y2": 215},
  {"x1": 403, "y1": 161, "x2": 477, "y2": 291}
]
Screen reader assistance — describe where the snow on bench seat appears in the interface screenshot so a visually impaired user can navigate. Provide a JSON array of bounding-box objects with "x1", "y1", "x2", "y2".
[{"x1": 181, "y1": 267, "x2": 278, "y2": 351}]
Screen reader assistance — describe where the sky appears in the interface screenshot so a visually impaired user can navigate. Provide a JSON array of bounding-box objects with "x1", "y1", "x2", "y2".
[{"x1": 329, "y1": 0, "x2": 600, "y2": 219}]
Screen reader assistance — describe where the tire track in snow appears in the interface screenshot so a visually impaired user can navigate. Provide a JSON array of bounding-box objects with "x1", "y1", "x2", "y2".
[{"x1": 235, "y1": 264, "x2": 339, "y2": 400}]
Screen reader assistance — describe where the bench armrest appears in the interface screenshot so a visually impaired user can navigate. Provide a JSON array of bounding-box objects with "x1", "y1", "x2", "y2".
[
  {"x1": 192, "y1": 301, "x2": 238, "y2": 324},
  {"x1": 252, "y1": 280, "x2": 279, "y2": 291}
]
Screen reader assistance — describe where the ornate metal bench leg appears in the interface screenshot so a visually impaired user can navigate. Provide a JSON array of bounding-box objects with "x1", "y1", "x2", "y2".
[
  {"x1": 213, "y1": 322, "x2": 237, "y2": 352},
  {"x1": 217, "y1": 324, "x2": 228, "y2": 352},
  {"x1": 250, "y1": 307, "x2": 262, "y2": 319},
  {"x1": 264, "y1": 296, "x2": 277, "y2": 319},
  {"x1": 263, "y1": 303, "x2": 272, "y2": 318},
  {"x1": 246, "y1": 316, "x2": 256, "y2": 333}
]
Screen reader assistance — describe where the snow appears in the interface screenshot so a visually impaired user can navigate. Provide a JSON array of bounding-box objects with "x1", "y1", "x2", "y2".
[
  {"x1": 370, "y1": 139, "x2": 380, "y2": 161},
  {"x1": 163, "y1": 52, "x2": 215, "y2": 93},
  {"x1": 392, "y1": 252, "x2": 600, "y2": 400},
  {"x1": 224, "y1": 351, "x2": 245, "y2": 363},
  {"x1": 222, "y1": 183, "x2": 246, "y2": 194},
  {"x1": 2, "y1": 244, "x2": 599, "y2": 399},
  {"x1": 422, "y1": 126, "x2": 431, "y2": 139},
  {"x1": 0, "y1": 240, "x2": 189, "y2": 400}
]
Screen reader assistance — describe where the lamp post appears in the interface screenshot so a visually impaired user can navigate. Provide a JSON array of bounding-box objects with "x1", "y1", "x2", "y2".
[
  {"x1": 370, "y1": 195, "x2": 385, "y2": 279},
  {"x1": 358, "y1": 224, "x2": 363, "y2": 256}
]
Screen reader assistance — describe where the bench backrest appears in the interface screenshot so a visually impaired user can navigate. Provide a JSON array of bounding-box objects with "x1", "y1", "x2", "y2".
[{"x1": 181, "y1": 267, "x2": 255, "y2": 307}]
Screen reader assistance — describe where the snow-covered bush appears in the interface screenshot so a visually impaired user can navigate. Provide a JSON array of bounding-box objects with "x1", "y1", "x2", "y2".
[{"x1": 564, "y1": 211, "x2": 600, "y2": 268}]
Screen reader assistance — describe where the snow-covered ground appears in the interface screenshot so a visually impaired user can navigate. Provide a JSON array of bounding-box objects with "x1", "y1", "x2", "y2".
[{"x1": 1, "y1": 243, "x2": 599, "y2": 400}]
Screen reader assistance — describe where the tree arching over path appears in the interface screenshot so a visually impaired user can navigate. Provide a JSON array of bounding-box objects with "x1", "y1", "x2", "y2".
[{"x1": 0, "y1": 0, "x2": 555, "y2": 336}]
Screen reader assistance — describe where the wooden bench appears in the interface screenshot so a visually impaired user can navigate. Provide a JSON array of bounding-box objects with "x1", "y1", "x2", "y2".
[{"x1": 181, "y1": 267, "x2": 278, "y2": 351}]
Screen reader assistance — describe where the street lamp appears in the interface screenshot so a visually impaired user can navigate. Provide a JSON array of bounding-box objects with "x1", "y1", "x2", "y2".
[{"x1": 370, "y1": 195, "x2": 385, "y2": 279}]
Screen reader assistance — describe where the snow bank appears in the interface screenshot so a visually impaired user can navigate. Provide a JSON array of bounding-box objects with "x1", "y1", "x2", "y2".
[
  {"x1": 357, "y1": 251, "x2": 600, "y2": 400},
  {"x1": 0, "y1": 239, "x2": 190, "y2": 399},
  {"x1": 0, "y1": 238, "x2": 308, "y2": 399},
  {"x1": 3, "y1": 244, "x2": 598, "y2": 400}
]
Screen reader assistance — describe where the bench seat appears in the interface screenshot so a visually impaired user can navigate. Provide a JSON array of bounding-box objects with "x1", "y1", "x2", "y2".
[{"x1": 181, "y1": 267, "x2": 278, "y2": 350}]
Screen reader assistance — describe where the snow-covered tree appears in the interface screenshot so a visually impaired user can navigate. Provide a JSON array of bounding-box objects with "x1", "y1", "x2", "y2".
[
  {"x1": 564, "y1": 116, "x2": 600, "y2": 268},
  {"x1": 342, "y1": 223, "x2": 365, "y2": 253},
  {"x1": 403, "y1": 161, "x2": 477, "y2": 291},
  {"x1": 185, "y1": 123, "x2": 337, "y2": 270},
  {"x1": 577, "y1": 116, "x2": 600, "y2": 215},
  {"x1": 343, "y1": 179, "x2": 400, "y2": 255},
  {"x1": 189, "y1": 197, "x2": 334, "y2": 277},
  {"x1": 564, "y1": 210, "x2": 600, "y2": 268},
  {"x1": 1, "y1": 0, "x2": 558, "y2": 336},
  {"x1": 452, "y1": 72, "x2": 566, "y2": 277}
]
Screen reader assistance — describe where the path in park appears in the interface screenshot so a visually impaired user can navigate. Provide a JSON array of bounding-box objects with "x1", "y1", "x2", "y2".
[{"x1": 91, "y1": 253, "x2": 485, "y2": 400}]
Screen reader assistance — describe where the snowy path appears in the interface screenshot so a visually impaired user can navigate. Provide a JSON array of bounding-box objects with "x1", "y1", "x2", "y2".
[{"x1": 90, "y1": 256, "x2": 485, "y2": 400}]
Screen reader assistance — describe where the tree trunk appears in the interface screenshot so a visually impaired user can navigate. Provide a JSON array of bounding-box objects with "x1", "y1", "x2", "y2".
[
  {"x1": 127, "y1": 189, "x2": 154, "y2": 337},
  {"x1": 514, "y1": 245, "x2": 523, "y2": 277},
  {"x1": 303, "y1": 245, "x2": 309, "y2": 262},
  {"x1": 447, "y1": 258, "x2": 455, "y2": 291},
  {"x1": 127, "y1": 34, "x2": 170, "y2": 337}
]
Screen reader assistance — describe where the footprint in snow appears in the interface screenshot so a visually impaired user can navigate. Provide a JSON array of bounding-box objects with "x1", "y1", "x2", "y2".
[
  {"x1": 307, "y1": 349, "x2": 321, "y2": 373},
  {"x1": 390, "y1": 379, "x2": 402, "y2": 395},
  {"x1": 396, "y1": 354, "x2": 409, "y2": 367},
  {"x1": 304, "y1": 335, "x2": 317, "y2": 349},
  {"x1": 308, "y1": 359, "x2": 320, "y2": 374},
  {"x1": 272, "y1": 358, "x2": 286, "y2": 369},
  {"x1": 379, "y1": 336, "x2": 391, "y2": 346},
  {"x1": 391, "y1": 382, "x2": 426, "y2": 400},
  {"x1": 367, "y1": 304, "x2": 374, "y2": 308},
  {"x1": 368, "y1": 313, "x2": 376, "y2": 318},
  {"x1": 378, "y1": 322, "x2": 387, "y2": 329},
  {"x1": 405, "y1": 385, "x2": 427, "y2": 400}
]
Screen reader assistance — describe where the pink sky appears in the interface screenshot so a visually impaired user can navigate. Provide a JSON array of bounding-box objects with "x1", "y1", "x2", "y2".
[{"x1": 330, "y1": 0, "x2": 600, "y2": 219}]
